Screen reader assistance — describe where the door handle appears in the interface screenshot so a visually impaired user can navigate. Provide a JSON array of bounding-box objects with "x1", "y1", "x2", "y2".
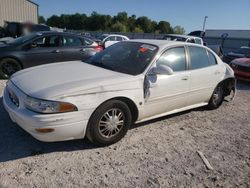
[
  {"x1": 181, "y1": 76, "x2": 189, "y2": 80},
  {"x1": 53, "y1": 49, "x2": 60, "y2": 53}
]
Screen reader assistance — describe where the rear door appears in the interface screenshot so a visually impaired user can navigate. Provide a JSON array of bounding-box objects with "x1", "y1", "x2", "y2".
[
  {"x1": 22, "y1": 34, "x2": 64, "y2": 67},
  {"x1": 187, "y1": 46, "x2": 223, "y2": 105},
  {"x1": 60, "y1": 35, "x2": 91, "y2": 61}
]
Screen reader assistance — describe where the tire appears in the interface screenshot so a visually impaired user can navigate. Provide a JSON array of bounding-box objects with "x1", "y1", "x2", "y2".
[
  {"x1": 207, "y1": 84, "x2": 224, "y2": 110},
  {"x1": 86, "y1": 100, "x2": 132, "y2": 146},
  {"x1": 0, "y1": 58, "x2": 22, "y2": 79}
]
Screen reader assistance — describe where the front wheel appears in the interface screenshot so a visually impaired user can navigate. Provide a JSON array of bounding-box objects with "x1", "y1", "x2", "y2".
[
  {"x1": 0, "y1": 58, "x2": 22, "y2": 79},
  {"x1": 86, "y1": 100, "x2": 132, "y2": 146},
  {"x1": 207, "y1": 84, "x2": 224, "y2": 110}
]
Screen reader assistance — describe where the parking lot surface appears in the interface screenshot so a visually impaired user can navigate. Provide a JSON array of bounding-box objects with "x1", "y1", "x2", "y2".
[{"x1": 0, "y1": 80, "x2": 249, "y2": 188}]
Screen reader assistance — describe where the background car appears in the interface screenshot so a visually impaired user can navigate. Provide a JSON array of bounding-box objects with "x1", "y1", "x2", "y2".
[
  {"x1": 3, "y1": 40, "x2": 235, "y2": 146},
  {"x1": 229, "y1": 58, "x2": 250, "y2": 82},
  {"x1": 0, "y1": 31, "x2": 103, "y2": 79},
  {"x1": 162, "y1": 34, "x2": 204, "y2": 45},
  {"x1": 223, "y1": 46, "x2": 250, "y2": 63},
  {"x1": 95, "y1": 34, "x2": 129, "y2": 48}
]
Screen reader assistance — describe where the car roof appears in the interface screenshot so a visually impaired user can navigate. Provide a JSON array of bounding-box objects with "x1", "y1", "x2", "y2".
[
  {"x1": 129, "y1": 39, "x2": 208, "y2": 51},
  {"x1": 33, "y1": 31, "x2": 93, "y2": 39},
  {"x1": 164, "y1": 34, "x2": 202, "y2": 39}
]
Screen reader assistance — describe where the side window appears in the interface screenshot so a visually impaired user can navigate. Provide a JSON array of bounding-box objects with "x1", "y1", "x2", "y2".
[
  {"x1": 156, "y1": 47, "x2": 186, "y2": 72},
  {"x1": 195, "y1": 38, "x2": 202, "y2": 44},
  {"x1": 105, "y1": 36, "x2": 116, "y2": 42},
  {"x1": 207, "y1": 50, "x2": 217, "y2": 65},
  {"x1": 116, "y1": 37, "x2": 123, "y2": 41},
  {"x1": 63, "y1": 36, "x2": 82, "y2": 47},
  {"x1": 187, "y1": 38, "x2": 195, "y2": 43},
  {"x1": 189, "y1": 46, "x2": 210, "y2": 69},
  {"x1": 33, "y1": 35, "x2": 61, "y2": 47}
]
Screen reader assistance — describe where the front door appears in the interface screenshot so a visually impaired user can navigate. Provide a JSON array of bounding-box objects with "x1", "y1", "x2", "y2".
[
  {"x1": 22, "y1": 34, "x2": 64, "y2": 68},
  {"x1": 142, "y1": 46, "x2": 190, "y2": 119}
]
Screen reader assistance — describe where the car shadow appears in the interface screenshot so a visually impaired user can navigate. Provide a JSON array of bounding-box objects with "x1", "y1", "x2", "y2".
[{"x1": 0, "y1": 97, "x2": 98, "y2": 163}]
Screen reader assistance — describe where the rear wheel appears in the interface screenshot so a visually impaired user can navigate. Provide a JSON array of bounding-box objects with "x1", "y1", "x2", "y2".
[
  {"x1": 86, "y1": 100, "x2": 132, "y2": 146},
  {"x1": 207, "y1": 84, "x2": 224, "y2": 110},
  {"x1": 0, "y1": 58, "x2": 22, "y2": 79}
]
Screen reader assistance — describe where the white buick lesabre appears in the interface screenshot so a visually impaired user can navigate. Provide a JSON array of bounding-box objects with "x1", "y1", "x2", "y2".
[{"x1": 3, "y1": 40, "x2": 235, "y2": 146}]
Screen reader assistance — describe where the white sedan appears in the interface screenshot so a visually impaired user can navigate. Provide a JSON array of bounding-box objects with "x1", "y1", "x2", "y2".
[{"x1": 3, "y1": 40, "x2": 235, "y2": 146}]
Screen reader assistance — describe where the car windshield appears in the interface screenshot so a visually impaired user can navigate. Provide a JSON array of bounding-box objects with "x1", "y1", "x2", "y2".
[
  {"x1": 6, "y1": 33, "x2": 38, "y2": 44},
  {"x1": 85, "y1": 42, "x2": 158, "y2": 75}
]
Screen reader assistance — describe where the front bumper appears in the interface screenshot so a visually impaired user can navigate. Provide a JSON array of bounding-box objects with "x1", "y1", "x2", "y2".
[{"x1": 3, "y1": 82, "x2": 88, "y2": 142}]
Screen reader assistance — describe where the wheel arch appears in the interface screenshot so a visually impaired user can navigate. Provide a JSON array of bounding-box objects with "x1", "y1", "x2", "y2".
[
  {"x1": 90, "y1": 96, "x2": 139, "y2": 123},
  {"x1": 0, "y1": 56, "x2": 24, "y2": 69},
  {"x1": 218, "y1": 77, "x2": 236, "y2": 97}
]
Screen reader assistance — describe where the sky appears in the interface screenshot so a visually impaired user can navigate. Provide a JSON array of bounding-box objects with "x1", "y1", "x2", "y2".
[{"x1": 33, "y1": 0, "x2": 250, "y2": 33}]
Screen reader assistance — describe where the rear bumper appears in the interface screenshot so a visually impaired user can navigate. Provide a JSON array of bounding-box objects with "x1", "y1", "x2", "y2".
[{"x1": 3, "y1": 85, "x2": 88, "y2": 142}]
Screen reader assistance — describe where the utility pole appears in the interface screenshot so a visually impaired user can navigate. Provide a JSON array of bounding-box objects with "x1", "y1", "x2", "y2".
[{"x1": 202, "y1": 16, "x2": 208, "y2": 32}]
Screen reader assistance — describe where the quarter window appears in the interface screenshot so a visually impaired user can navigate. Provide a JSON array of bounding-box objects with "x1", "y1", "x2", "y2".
[
  {"x1": 189, "y1": 46, "x2": 210, "y2": 69},
  {"x1": 156, "y1": 47, "x2": 186, "y2": 72},
  {"x1": 207, "y1": 50, "x2": 217, "y2": 65}
]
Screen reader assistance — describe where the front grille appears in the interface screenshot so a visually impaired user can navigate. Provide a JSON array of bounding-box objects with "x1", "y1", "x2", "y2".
[{"x1": 7, "y1": 88, "x2": 19, "y2": 107}]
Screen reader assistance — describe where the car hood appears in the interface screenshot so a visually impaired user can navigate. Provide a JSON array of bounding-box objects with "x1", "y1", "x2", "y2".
[
  {"x1": 231, "y1": 58, "x2": 250, "y2": 67},
  {"x1": 10, "y1": 61, "x2": 142, "y2": 99}
]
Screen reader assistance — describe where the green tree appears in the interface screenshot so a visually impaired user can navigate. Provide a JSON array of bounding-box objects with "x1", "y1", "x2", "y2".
[
  {"x1": 38, "y1": 16, "x2": 46, "y2": 24},
  {"x1": 111, "y1": 22, "x2": 127, "y2": 32},
  {"x1": 133, "y1": 27, "x2": 143, "y2": 33},
  {"x1": 157, "y1": 21, "x2": 173, "y2": 34},
  {"x1": 46, "y1": 15, "x2": 62, "y2": 27},
  {"x1": 173, "y1": 25, "x2": 185, "y2": 34}
]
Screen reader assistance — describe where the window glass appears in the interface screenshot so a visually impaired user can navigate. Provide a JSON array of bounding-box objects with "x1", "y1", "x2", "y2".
[
  {"x1": 156, "y1": 47, "x2": 186, "y2": 72},
  {"x1": 116, "y1": 37, "x2": 123, "y2": 41},
  {"x1": 105, "y1": 36, "x2": 116, "y2": 41},
  {"x1": 187, "y1": 38, "x2": 195, "y2": 43},
  {"x1": 63, "y1": 36, "x2": 82, "y2": 46},
  {"x1": 83, "y1": 38, "x2": 93, "y2": 46},
  {"x1": 207, "y1": 50, "x2": 217, "y2": 65},
  {"x1": 86, "y1": 42, "x2": 158, "y2": 75},
  {"x1": 189, "y1": 46, "x2": 210, "y2": 69},
  {"x1": 33, "y1": 35, "x2": 61, "y2": 47},
  {"x1": 195, "y1": 38, "x2": 202, "y2": 44}
]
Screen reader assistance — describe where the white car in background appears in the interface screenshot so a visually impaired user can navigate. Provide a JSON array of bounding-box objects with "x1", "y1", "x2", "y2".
[
  {"x1": 97, "y1": 34, "x2": 129, "y2": 48},
  {"x1": 163, "y1": 34, "x2": 204, "y2": 45},
  {"x1": 3, "y1": 40, "x2": 235, "y2": 146}
]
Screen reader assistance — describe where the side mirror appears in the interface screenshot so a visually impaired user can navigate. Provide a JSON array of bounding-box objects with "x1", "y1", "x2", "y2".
[{"x1": 151, "y1": 64, "x2": 174, "y2": 75}]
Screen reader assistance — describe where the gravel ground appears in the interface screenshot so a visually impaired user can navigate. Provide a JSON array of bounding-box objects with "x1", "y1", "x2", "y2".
[{"x1": 0, "y1": 79, "x2": 249, "y2": 188}]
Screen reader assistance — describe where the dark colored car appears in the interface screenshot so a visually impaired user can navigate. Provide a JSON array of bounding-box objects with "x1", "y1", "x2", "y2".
[
  {"x1": 1, "y1": 21, "x2": 51, "y2": 39},
  {"x1": 0, "y1": 31, "x2": 103, "y2": 79},
  {"x1": 229, "y1": 58, "x2": 250, "y2": 82},
  {"x1": 223, "y1": 46, "x2": 250, "y2": 63}
]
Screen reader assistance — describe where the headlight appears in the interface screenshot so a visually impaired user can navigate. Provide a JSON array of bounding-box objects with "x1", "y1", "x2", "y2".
[{"x1": 24, "y1": 96, "x2": 78, "y2": 114}]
